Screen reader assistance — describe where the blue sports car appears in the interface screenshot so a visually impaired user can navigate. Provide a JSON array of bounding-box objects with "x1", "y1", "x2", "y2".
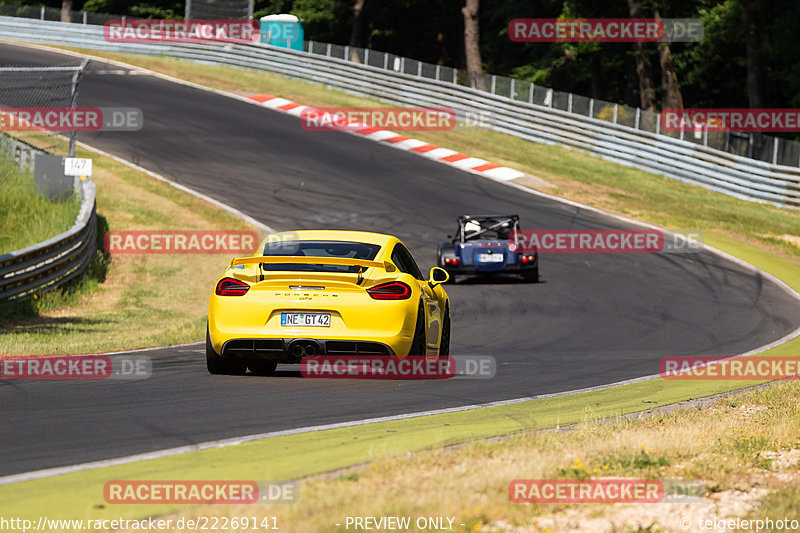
[{"x1": 437, "y1": 215, "x2": 538, "y2": 283}]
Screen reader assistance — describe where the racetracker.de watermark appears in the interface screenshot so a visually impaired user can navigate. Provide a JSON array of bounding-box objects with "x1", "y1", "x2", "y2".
[
  {"x1": 103, "y1": 480, "x2": 297, "y2": 504},
  {"x1": 509, "y1": 229, "x2": 703, "y2": 253},
  {"x1": 103, "y1": 230, "x2": 259, "y2": 255},
  {"x1": 103, "y1": 19, "x2": 258, "y2": 43},
  {"x1": 509, "y1": 479, "x2": 663, "y2": 503},
  {"x1": 508, "y1": 18, "x2": 703, "y2": 43},
  {"x1": 660, "y1": 356, "x2": 800, "y2": 380},
  {"x1": 299, "y1": 107, "x2": 456, "y2": 132},
  {"x1": 0, "y1": 355, "x2": 151, "y2": 380},
  {"x1": 300, "y1": 355, "x2": 496, "y2": 379},
  {"x1": 661, "y1": 108, "x2": 800, "y2": 133},
  {"x1": 0, "y1": 107, "x2": 143, "y2": 132}
]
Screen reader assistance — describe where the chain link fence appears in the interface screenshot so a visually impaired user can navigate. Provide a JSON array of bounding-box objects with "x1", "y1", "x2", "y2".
[
  {"x1": 0, "y1": 3, "x2": 120, "y2": 24},
  {"x1": 0, "y1": 62, "x2": 89, "y2": 156},
  {"x1": 185, "y1": 0, "x2": 253, "y2": 20},
  {"x1": 0, "y1": 61, "x2": 97, "y2": 301}
]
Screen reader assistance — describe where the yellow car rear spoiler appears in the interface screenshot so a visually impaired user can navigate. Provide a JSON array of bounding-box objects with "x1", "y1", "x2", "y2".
[{"x1": 230, "y1": 256, "x2": 397, "y2": 272}]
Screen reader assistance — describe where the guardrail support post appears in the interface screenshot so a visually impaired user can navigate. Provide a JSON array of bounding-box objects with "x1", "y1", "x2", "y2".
[
  {"x1": 613, "y1": 104, "x2": 618, "y2": 124},
  {"x1": 510, "y1": 78, "x2": 515, "y2": 99},
  {"x1": 40, "y1": 6, "x2": 45, "y2": 20},
  {"x1": 773, "y1": 138, "x2": 779, "y2": 165},
  {"x1": 634, "y1": 107, "x2": 640, "y2": 129},
  {"x1": 490, "y1": 75, "x2": 496, "y2": 94},
  {"x1": 568, "y1": 93, "x2": 573, "y2": 113},
  {"x1": 529, "y1": 84, "x2": 534, "y2": 104},
  {"x1": 589, "y1": 98, "x2": 594, "y2": 118}
]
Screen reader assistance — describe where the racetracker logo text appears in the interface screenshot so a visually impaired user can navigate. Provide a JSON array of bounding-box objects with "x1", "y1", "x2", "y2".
[
  {"x1": 660, "y1": 108, "x2": 800, "y2": 133},
  {"x1": 509, "y1": 479, "x2": 664, "y2": 503},
  {"x1": 0, "y1": 107, "x2": 143, "y2": 132},
  {"x1": 103, "y1": 230, "x2": 259, "y2": 255},
  {"x1": 508, "y1": 18, "x2": 702, "y2": 43},
  {"x1": 300, "y1": 107, "x2": 456, "y2": 132},
  {"x1": 509, "y1": 229, "x2": 702, "y2": 253},
  {"x1": 103, "y1": 19, "x2": 258, "y2": 44},
  {"x1": 302, "y1": 356, "x2": 456, "y2": 379},
  {"x1": 0, "y1": 355, "x2": 151, "y2": 380},
  {"x1": 660, "y1": 356, "x2": 800, "y2": 380},
  {"x1": 300, "y1": 356, "x2": 497, "y2": 379},
  {"x1": 103, "y1": 481, "x2": 297, "y2": 504}
]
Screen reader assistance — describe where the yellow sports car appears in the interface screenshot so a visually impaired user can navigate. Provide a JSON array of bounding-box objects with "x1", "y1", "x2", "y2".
[{"x1": 207, "y1": 230, "x2": 451, "y2": 375}]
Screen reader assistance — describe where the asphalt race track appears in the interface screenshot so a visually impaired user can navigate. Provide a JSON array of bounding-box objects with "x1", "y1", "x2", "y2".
[{"x1": 2, "y1": 42, "x2": 799, "y2": 477}]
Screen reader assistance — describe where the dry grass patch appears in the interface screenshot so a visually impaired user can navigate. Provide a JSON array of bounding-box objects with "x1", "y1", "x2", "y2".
[{"x1": 152, "y1": 382, "x2": 800, "y2": 533}]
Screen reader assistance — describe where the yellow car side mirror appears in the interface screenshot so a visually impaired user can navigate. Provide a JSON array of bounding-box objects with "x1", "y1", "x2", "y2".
[{"x1": 428, "y1": 267, "x2": 449, "y2": 288}]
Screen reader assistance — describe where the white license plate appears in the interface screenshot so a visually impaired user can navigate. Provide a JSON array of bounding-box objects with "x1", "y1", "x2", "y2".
[
  {"x1": 281, "y1": 313, "x2": 330, "y2": 327},
  {"x1": 478, "y1": 253, "x2": 504, "y2": 263}
]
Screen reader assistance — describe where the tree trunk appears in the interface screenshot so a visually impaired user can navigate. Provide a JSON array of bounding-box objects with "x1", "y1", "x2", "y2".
[
  {"x1": 589, "y1": 52, "x2": 602, "y2": 100},
  {"x1": 740, "y1": 0, "x2": 764, "y2": 108},
  {"x1": 655, "y1": 8, "x2": 683, "y2": 109},
  {"x1": 627, "y1": 0, "x2": 655, "y2": 111},
  {"x1": 349, "y1": 0, "x2": 366, "y2": 63},
  {"x1": 740, "y1": 0, "x2": 768, "y2": 160},
  {"x1": 658, "y1": 44, "x2": 682, "y2": 109},
  {"x1": 462, "y1": 0, "x2": 485, "y2": 91},
  {"x1": 61, "y1": 0, "x2": 72, "y2": 23}
]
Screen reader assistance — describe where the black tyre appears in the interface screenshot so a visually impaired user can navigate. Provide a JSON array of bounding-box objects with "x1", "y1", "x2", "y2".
[
  {"x1": 247, "y1": 360, "x2": 278, "y2": 376},
  {"x1": 522, "y1": 265, "x2": 539, "y2": 283},
  {"x1": 206, "y1": 327, "x2": 247, "y2": 375},
  {"x1": 409, "y1": 302, "x2": 426, "y2": 356},
  {"x1": 438, "y1": 307, "x2": 450, "y2": 357}
]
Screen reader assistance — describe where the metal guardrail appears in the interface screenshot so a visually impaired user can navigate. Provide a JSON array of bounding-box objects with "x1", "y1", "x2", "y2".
[
  {"x1": 305, "y1": 39, "x2": 800, "y2": 169},
  {"x1": 0, "y1": 133, "x2": 97, "y2": 301},
  {"x1": 0, "y1": 16, "x2": 798, "y2": 207}
]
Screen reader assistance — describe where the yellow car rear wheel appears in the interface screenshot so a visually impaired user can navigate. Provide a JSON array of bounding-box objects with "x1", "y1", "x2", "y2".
[
  {"x1": 206, "y1": 326, "x2": 247, "y2": 375},
  {"x1": 409, "y1": 302, "x2": 426, "y2": 356},
  {"x1": 248, "y1": 360, "x2": 278, "y2": 376},
  {"x1": 439, "y1": 307, "x2": 450, "y2": 356}
]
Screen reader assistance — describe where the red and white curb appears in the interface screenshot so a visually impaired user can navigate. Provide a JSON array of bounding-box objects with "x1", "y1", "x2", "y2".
[{"x1": 249, "y1": 94, "x2": 524, "y2": 182}]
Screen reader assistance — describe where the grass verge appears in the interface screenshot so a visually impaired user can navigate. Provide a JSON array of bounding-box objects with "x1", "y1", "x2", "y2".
[
  {"x1": 3, "y1": 376, "x2": 799, "y2": 530},
  {"x1": 0, "y1": 130, "x2": 261, "y2": 354},
  {"x1": 0, "y1": 150, "x2": 79, "y2": 254}
]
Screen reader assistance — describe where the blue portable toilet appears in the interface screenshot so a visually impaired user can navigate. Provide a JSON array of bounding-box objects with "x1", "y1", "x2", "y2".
[{"x1": 260, "y1": 14, "x2": 304, "y2": 51}]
